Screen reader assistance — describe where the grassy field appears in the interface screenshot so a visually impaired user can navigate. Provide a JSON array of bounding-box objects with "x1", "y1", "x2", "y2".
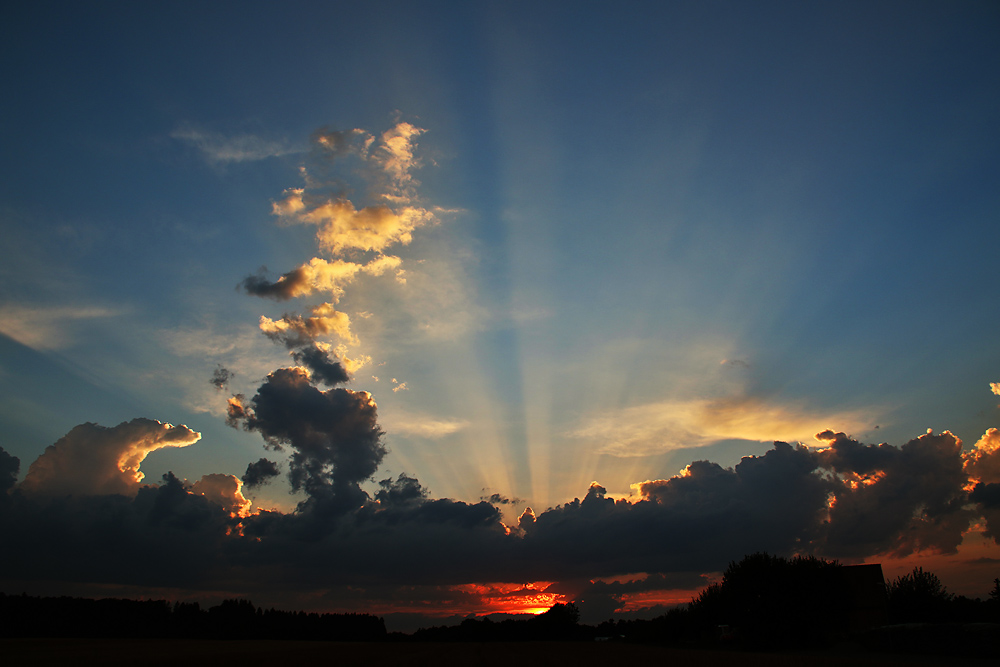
[{"x1": 1, "y1": 639, "x2": 992, "y2": 666}]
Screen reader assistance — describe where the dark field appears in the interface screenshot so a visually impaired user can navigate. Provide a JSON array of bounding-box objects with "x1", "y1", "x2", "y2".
[{"x1": 1, "y1": 639, "x2": 991, "y2": 666}]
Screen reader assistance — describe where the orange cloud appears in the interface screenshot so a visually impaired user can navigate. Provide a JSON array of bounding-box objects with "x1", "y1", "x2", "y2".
[
  {"x1": 260, "y1": 303, "x2": 357, "y2": 346},
  {"x1": 190, "y1": 473, "x2": 252, "y2": 518},
  {"x1": 964, "y1": 427, "x2": 1000, "y2": 484},
  {"x1": 285, "y1": 199, "x2": 434, "y2": 254}
]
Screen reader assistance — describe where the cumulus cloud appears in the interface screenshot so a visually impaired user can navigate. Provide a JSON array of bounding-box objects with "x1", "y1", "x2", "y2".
[
  {"x1": 190, "y1": 473, "x2": 252, "y2": 518},
  {"x1": 268, "y1": 122, "x2": 434, "y2": 254},
  {"x1": 227, "y1": 367, "x2": 384, "y2": 512},
  {"x1": 816, "y1": 429, "x2": 974, "y2": 557},
  {"x1": 964, "y1": 427, "x2": 1000, "y2": 484},
  {"x1": 0, "y1": 447, "x2": 19, "y2": 495},
  {"x1": 18, "y1": 419, "x2": 201, "y2": 498},
  {"x1": 279, "y1": 198, "x2": 434, "y2": 255},
  {"x1": 235, "y1": 122, "x2": 437, "y2": 392},
  {"x1": 569, "y1": 396, "x2": 874, "y2": 457},
  {"x1": 242, "y1": 458, "x2": 281, "y2": 489},
  {"x1": 2, "y1": 423, "x2": 999, "y2": 613}
]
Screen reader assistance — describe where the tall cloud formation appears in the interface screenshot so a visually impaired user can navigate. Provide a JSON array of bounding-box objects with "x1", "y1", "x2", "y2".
[{"x1": 236, "y1": 122, "x2": 430, "y2": 386}]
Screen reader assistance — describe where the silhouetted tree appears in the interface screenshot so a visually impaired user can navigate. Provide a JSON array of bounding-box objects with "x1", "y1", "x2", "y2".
[
  {"x1": 686, "y1": 552, "x2": 850, "y2": 648},
  {"x1": 886, "y1": 567, "x2": 951, "y2": 623}
]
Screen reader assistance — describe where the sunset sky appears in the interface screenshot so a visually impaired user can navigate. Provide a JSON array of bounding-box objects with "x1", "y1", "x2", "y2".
[{"x1": 2, "y1": 1, "x2": 999, "y2": 630}]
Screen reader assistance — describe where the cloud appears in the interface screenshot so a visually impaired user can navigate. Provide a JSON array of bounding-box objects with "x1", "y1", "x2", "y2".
[
  {"x1": 241, "y1": 258, "x2": 367, "y2": 301},
  {"x1": 964, "y1": 427, "x2": 1000, "y2": 484},
  {"x1": 378, "y1": 410, "x2": 470, "y2": 438},
  {"x1": 268, "y1": 122, "x2": 435, "y2": 255},
  {"x1": 171, "y1": 126, "x2": 299, "y2": 164},
  {"x1": 371, "y1": 122, "x2": 426, "y2": 195},
  {"x1": 259, "y1": 305, "x2": 357, "y2": 347},
  {"x1": 210, "y1": 365, "x2": 233, "y2": 390},
  {"x1": 0, "y1": 304, "x2": 119, "y2": 350},
  {"x1": 189, "y1": 473, "x2": 252, "y2": 518},
  {"x1": 227, "y1": 367, "x2": 384, "y2": 512},
  {"x1": 1, "y1": 424, "x2": 997, "y2": 613},
  {"x1": 569, "y1": 396, "x2": 874, "y2": 456},
  {"x1": 18, "y1": 419, "x2": 201, "y2": 498},
  {"x1": 0, "y1": 447, "x2": 19, "y2": 495},
  {"x1": 242, "y1": 458, "x2": 281, "y2": 489},
  {"x1": 817, "y1": 429, "x2": 973, "y2": 557},
  {"x1": 7, "y1": 120, "x2": 990, "y2": 616}
]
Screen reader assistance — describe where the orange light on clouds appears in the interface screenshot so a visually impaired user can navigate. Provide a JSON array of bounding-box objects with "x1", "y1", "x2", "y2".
[{"x1": 453, "y1": 582, "x2": 561, "y2": 616}]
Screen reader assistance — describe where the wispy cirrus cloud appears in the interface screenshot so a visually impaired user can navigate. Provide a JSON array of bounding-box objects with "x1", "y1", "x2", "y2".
[
  {"x1": 171, "y1": 126, "x2": 301, "y2": 164},
  {"x1": 0, "y1": 303, "x2": 121, "y2": 350},
  {"x1": 569, "y1": 395, "x2": 876, "y2": 457},
  {"x1": 379, "y1": 409, "x2": 470, "y2": 438}
]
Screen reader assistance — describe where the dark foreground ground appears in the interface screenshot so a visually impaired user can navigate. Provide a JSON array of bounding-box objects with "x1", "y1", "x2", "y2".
[{"x1": 2, "y1": 639, "x2": 994, "y2": 666}]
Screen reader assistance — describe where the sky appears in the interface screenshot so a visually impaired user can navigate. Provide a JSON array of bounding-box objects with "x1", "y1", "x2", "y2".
[{"x1": 1, "y1": 0, "x2": 999, "y2": 630}]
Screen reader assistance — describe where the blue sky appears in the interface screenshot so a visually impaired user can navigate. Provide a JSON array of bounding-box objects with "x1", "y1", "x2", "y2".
[{"x1": 2, "y1": 1, "x2": 999, "y2": 622}]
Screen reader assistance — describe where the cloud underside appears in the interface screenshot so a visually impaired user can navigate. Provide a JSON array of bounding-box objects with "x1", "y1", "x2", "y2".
[
  {"x1": 571, "y1": 397, "x2": 874, "y2": 456},
  {"x1": 2, "y1": 422, "x2": 999, "y2": 609}
]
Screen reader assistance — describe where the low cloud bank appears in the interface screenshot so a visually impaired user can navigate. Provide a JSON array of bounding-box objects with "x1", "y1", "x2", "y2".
[{"x1": 2, "y1": 418, "x2": 999, "y2": 614}]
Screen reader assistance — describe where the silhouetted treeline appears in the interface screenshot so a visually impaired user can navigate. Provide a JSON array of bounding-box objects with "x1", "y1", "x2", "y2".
[
  {"x1": 584, "y1": 554, "x2": 870, "y2": 650},
  {"x1": 3, "y1": 554, "x2": 997, "y2": 652},
  {"x1": 0, "y1": 593, "x2": 386, "y2": 641},
  {"x1": 590, "y1": 555, "x2": 999, "y2": 654}
]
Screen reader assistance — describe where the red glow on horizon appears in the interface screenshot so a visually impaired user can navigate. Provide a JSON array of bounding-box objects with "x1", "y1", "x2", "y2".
[
  {"x1": 454, "y1": 582, "x2": 562, "y2": 616},
  {"x1": 616, "y1": 587, "x2": 705, "y2": 613}
]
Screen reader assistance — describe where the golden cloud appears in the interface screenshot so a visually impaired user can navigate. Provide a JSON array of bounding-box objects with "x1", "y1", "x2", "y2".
[
  {"x1": 19, "y1": 419, "x2": 201, "y2": 497},
  {"x1": 570, "y1": 397, "x2": 875, "y2": 457}
]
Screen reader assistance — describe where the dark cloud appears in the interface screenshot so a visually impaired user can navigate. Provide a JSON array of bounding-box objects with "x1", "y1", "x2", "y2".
[
  {"x1": 242, "y1": 458, "x2": 281, "y2": 489},
  {"x1": 240, "y1": 267, "x2": 307, "y2": 300},
  {"x1": 290, "y1": 344, "x2": 350, "y2": 386},
  {"x1": 0, "y1": 446, "x2": 19, "y2": 495},
  {"x1": 227, "y1": 367, "x2": 384, "y2": 512},
  {"x1": 818, "y1": 430, "x2": 973, "y2": 557},
  {"x1": 375, "y1": 473, "x2": 427, "y2": 506},
  {"x1": 481, "y1": 492, "x2": 523, "y2": 506},
  {"x1": 970, "y1": 482, "x2": 1000, "y2": 508},
  {"x1": 2, "y1": 413, "x2": 997, "y2": 621},
  {"x1": 210, "y1": 365, "x2": 233, "y2": 390}
]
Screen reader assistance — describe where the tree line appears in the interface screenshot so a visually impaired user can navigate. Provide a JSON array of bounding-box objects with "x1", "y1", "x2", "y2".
[
  {"x1": 2, "y1": 554, "x2": 998, "y2": 653},
  {"x1": 0, "y1": 594, "x2": 386, "y2": 641}
]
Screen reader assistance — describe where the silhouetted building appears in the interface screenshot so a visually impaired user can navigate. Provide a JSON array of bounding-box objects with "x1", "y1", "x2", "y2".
[{"x1": 840, "y1": 563, "x2": 888, "y2": 632}]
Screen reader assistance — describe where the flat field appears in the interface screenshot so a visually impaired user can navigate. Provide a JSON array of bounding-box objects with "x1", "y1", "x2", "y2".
[{"x1": 0, "y1": 639, "x2": 988, "y2": 666}]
